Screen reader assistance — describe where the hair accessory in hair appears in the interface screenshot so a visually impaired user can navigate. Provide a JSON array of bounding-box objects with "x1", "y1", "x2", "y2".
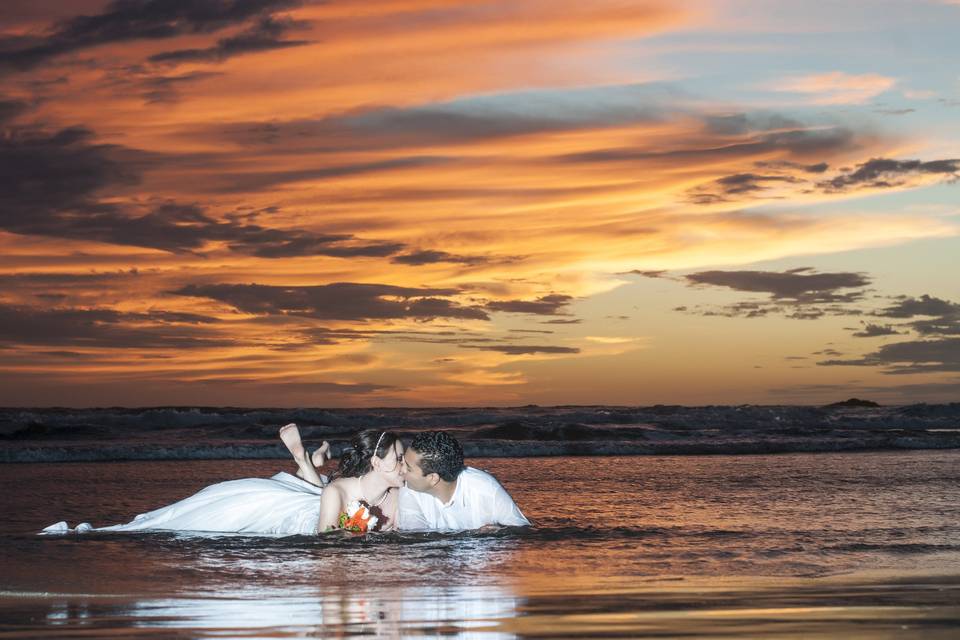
[{"x1": 373, "y1": 430, "x2": 386, "y2": 456}]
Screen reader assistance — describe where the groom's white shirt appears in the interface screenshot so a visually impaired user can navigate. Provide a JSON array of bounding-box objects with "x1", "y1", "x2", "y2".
[{"x1": 397, "y1": 467, "x2": 530, "y2": 531}]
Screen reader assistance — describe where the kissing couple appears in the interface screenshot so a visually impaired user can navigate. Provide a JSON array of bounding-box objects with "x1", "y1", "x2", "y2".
[{"x1": 44, "y1": 427, "x2": 529, "y2": 535}]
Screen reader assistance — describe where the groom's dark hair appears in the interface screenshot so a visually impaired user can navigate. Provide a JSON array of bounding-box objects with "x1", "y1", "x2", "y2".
[{"x1": 410, "y1": 431, "x2": 464, "y2": 482}]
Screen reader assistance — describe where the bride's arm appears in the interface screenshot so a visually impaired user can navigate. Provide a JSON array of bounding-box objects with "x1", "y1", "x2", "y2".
[{"x1": 316, "y1": 483, "x2": 345, "y2": 533}]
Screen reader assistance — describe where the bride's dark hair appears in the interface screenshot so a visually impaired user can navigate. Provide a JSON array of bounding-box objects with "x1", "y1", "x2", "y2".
[{"x1": 331, "y1": 429, "x2": 401, "y2": 479}]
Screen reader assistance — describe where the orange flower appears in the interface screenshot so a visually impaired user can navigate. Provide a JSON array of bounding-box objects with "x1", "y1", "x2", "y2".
[{"x1": 338, "y1": 500, "x2": 378, "y2": 533}]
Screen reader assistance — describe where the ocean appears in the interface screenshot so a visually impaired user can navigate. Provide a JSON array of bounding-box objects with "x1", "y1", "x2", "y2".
[
  {"x1": 2, "y1": 405, "x2": 960, "y2": 637},
  {"x1": 2, "y1": 402, "x2": 960, "y2": 462}
]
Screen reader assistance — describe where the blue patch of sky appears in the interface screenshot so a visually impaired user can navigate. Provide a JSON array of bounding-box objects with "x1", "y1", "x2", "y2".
[{"x1": 619, "y1": 5, "x2": 960, "y2": 117}]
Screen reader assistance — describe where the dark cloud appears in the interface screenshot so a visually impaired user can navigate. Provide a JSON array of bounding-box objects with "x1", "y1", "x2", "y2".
[
  {"x1": 818, "y1": 338, "x2": 960, "y2": 374},
  {"x1": 0, "y1": 124, "x2": 407, "y2": 257},
  {"x1": 0, "y1": 0, "x2": 303, "y2": 72},
  {"x1": 690, "y1": 162, "x2": 828, "y2": 204},
  {"x1": 851, "y1": 323, "x2": 902, "y2": 338},
  {"x1": 460, "y1": 344, "x2": 580, "y2": 355},
  {"x1": 718, "y1": 303, "x2": 768, "y2": 318},
  {"x1": 814, "y1": 348, "x2": 843, "y2": 357},
  {"x1": 875, "y1": 294, "x2": 959, "y2": 318},
  {"x1": 819, "y1": 157, "x2": 959, "y2": 192},
  {"x1": 785, "y1": 308, "x2": 825, "y2": 320},
  {"x1": 679, "y1": 268, "x2": 958, "y2": 340},
  {"x1": 874, "y1": 295, "x2": 960, "y2": 337},
  {"x1": 225, "y1": 230, "x2": 404, "y2": 259},
  {"x1": 1, "y1": 125, "x2": 139, "y2": 229},
  {"x1": 0, "y1": 98, "x2": 30, "y2": 122},
  {"x1": 910, "y1": 316, "x2": 960, "y2": 337},
  {"x1": 621, "y1": 269, "x2": 668, "y2": 278},
  {"x1": 148, "y1": 15, "x2": 310, "y2": 64},
  {"x1": 685, "y1": 268, "x2": 870, "y2": 303},
  {"x1": 753, "y1": 160, "x2": 829, "y2": 173},
  {"x1": 541, "y1": 318, "x2": 582, "y2": 324},
  {"x1": 390, "y1": 250, "x2": 489, "y2": 266},
  {"x1": 713, "y1": 172, "x2": 800, "y2": 195},
  {"x1": 172, "y1": 283, "x2": 490, "y2": 321},
  {"x1": 679, "y1": 302, "x2": 859, "y2": 320},
  {"x1": 0, "y1": 304, "x2": 230, "y2": 350},
  {"x1": 486, "y1": 294, "x2": 573, "y2": 315},
  {"x1": 509, "y1": 329, "x2": 554, "y2": 334}
]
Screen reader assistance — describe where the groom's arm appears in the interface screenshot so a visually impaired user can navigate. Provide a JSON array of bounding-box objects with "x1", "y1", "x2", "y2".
[
  {"x1": 396, "y1": 487, "x2": 433, "y2": 531},
  {"x1": 491, "y1": 485, "x2": 531, "y2": 526}
]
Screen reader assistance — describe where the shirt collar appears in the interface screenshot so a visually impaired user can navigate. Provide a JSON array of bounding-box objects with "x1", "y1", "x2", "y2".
[{"x1": 440, "y1": 474, "x2": 462, "y2": 508}]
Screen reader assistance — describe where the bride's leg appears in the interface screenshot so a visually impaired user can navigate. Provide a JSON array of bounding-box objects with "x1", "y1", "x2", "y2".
[
  {"x1": 312, "y1": 441, "x2": 331, "y2": 468},
  {"x1": 295, "y1": 442, "x2": 330, "y2": 480},
  {"x1": 279, "y1": 423, "x2": 325, "y2": 487},
  {"x1": 295, "y1": 443, "x2": 330, "y2": 480}
]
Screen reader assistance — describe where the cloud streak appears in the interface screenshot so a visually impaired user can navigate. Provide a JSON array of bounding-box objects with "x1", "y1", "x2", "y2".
[
  {"x1": 0, "y1": 0, "x2": 304, "y2": 72},
  {"x1": 172, "y1": 282, "x2": 490, "y2": 321},
  {"x1": 767, "y1": 71, "x2": 897, "y2": 105},
  {"x1": 818, "y1": 338, "x2": 960, "y2": 374}
]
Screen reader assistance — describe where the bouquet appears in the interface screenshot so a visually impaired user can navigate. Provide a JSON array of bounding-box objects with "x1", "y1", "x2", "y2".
[{"x1": 338, "y1": 500, "x2": 380, "y2": 533}]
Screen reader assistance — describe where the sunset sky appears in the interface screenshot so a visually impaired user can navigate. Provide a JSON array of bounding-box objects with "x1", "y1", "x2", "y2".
[{"x1": 1, "y1": 0, "x2": 958, "y2": 407}]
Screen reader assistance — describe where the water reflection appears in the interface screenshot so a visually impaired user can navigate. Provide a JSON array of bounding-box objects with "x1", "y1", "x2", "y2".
[
  {"x1": 19, "y1": 585, "x2": 520, "y2": 639},
  {"x1": 10, "y1": 575, "x2": 960, "y2": 639}
]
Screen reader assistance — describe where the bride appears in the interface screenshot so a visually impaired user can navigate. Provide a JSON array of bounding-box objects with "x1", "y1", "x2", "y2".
[{"x1": 42, "y1": 426, "x2": 406, "y2": 536}]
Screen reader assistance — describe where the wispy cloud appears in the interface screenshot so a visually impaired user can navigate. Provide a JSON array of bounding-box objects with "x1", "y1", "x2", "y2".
[{"x1": 766, "y1": 71, "x2": 897, "y2": 105}]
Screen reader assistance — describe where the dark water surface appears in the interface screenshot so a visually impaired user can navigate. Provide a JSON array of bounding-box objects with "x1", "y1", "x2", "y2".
[
  {"x1": 2, "y1": 452, "x2": 960, "y2": 637},
  {"x1": 5, "y1": 403, "x2": 960, "y2": 461}
]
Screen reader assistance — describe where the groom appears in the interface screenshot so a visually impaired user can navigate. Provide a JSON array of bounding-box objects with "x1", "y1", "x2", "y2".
[{"x1": 397, "y1": 430, "x2": 530, "y2": 530}]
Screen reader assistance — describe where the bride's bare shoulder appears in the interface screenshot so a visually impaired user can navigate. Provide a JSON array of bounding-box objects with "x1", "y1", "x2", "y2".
[{"x1": 324, "y1": 477, "x2": 354, "y2": 500}]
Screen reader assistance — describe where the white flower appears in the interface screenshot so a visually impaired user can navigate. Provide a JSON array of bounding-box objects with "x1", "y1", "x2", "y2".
[
  {"x1": 345, "y1": 500, "x2": 361, "y2": 516},
  {"x1": 367, "y1": 515, "x2": 379, "y2": 529}
]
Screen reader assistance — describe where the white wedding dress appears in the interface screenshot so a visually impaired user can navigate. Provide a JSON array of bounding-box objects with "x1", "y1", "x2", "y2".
[{"x1": 42, "y1": 471, "x2": 326, "y2": 536}]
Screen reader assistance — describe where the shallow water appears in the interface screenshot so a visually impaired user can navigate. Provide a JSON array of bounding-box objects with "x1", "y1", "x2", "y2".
[{"x1": 2, "y1": 452, "x2": 960, "y2": 637}]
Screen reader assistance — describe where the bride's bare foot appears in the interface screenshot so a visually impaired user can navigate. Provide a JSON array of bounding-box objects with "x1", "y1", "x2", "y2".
[
  {"x1": 279, "y1": 423, "x2": 306, "y2": 463},
  {"x1": 311, "y1": 441, "x2": 330, "y2": 467}
]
